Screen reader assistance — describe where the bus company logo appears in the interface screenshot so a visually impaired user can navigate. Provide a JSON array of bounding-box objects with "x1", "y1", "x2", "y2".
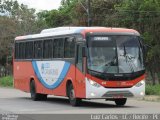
[
  {"x1": 116, "y1": 81, "x2": 121, "y2": 87},
  {"x1": 42, "y1": 63, "x2": 50, "y2": 69},
  {"x1": 41, "y1": 63, "x2": 50, "y2": 74},
  {"x1": 41, "y1": 63, "x2": 58, "y2": 75},
  {"x1": 116, "y1": 82, "x2": 129, "y2": 86}
]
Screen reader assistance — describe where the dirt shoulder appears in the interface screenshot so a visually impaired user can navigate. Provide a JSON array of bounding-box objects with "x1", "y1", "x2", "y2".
[{"x1": 142, "y1": 95, "x2": 160, "y2": 102}]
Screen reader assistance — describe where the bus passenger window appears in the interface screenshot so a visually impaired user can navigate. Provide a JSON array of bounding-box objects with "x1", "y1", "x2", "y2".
[
  {"x1": 15, "y1": 43, "x2": 19, "y2": 59},
  {"x1": 19, "y1": 42, "x2": 25, "y2": 59},
  {"x1": 53, "y1": 38, "x2": 64, "y2": 58},
  {"x1": 59, "y1": 38, "x2": 64, "y2": 58},
  {"x1": 54, "y1": 39, "x2": 59, "y2": 58},
  {"x1": 64, "y1": 37, "x2": 75, "y2": 58},
  {"x1": 25, "y1": 42, "x2": 33, "y2": 59},
  {"x1": 43, "y1": 40, "x2": 52, "y2": 59},
  {"x1": 34, "y1": 41, "x2": 43, "y2": 59}
]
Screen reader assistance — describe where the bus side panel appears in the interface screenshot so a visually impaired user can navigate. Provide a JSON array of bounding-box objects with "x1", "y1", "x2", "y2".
[
  {"x1": 35, "y1": 65, "x2": 76, "y2": 97},
  {"x1": 50, "y1": 65, "x2": 76, "y2": 97},
  {"x1": 14, "y1": 61, "x2": 34, "y2": 92},
  {"x1": 34, "y1": 64, "x2": 86, "y2": 98},
  {"x1": 14, "y1": 60, "x2": 86, "y2": 98},
  {"x1": 30, "y1": 60, "x2": 71, "y2": 96},
  {"x1": 33, "y1": 63, "x2": 86, "y2": 98},
  {"x1": 75, "y1": 68, "x2": 86, "y2": 98}
]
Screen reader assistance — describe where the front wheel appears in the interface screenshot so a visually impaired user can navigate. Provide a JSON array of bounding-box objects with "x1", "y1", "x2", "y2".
[
  {"x1": 115, "y1": 98, "x2": 127, "y2": 106},
  {"x1": 68, "y1": 84, "x2": 81, "y2": 106}
]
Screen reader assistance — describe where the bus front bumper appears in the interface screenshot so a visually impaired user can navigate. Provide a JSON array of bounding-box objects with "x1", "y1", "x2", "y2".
[{"x1": 85, "y1": 78, "x2": 145, "y2": 99}]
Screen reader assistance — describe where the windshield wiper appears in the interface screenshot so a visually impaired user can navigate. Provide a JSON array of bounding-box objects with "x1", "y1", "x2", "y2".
[{"x1": 123, "y1": 45, "x2": 135, "y2": 73}]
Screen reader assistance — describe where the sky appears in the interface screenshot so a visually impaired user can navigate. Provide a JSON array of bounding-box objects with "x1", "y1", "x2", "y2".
[{"x1": 15, "y1": 0, "x2": 62, "y2": 12}]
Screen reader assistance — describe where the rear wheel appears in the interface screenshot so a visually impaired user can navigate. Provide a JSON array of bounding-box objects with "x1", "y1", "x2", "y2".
[
  {"x1": 39, "y1": 94, "x2": 47, "y2": 101},
  {"x1": 68, "y1": 84, "x2": 81, "y2": 106},
  {"x1": 115, "y1": 98, "x2": 127, "y2": 106},
  {"x1": 30, "y1": 80, "x2": 47, "y2": 101}
]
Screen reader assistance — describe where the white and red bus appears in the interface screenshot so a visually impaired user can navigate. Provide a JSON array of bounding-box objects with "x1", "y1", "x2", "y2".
[{"x1": 13, "y1": 27, "x2": 146, "y2": 106}]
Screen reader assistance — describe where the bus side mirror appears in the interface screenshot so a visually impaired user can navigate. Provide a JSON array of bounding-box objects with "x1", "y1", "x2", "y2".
[{"x1": 82, "y1": 47, "x2": 86, "y2": 57}]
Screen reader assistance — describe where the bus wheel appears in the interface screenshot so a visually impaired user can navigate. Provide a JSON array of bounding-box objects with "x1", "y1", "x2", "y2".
[
  {"x1": 40, "y1": 94, "x2": 47, "y2": 101},
  {"x1": 68, "y1": 84, "x2": 81, "y2": 106},
  {"x1": 115, "y1": 98, "x2": 127, "y2": 106},
  {"x1": 30, "y1": 80, "x2": 41, "y2": 101}
]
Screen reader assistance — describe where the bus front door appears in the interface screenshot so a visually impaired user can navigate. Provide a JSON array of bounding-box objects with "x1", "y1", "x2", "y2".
[{"x1": 75, "y1": 44, "x2": 86, "y2": 98}]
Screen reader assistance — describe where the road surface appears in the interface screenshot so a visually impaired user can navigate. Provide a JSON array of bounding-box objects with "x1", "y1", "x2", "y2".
[{"x1": 0, "y1": 87, "x2": 160, "y2": 114}]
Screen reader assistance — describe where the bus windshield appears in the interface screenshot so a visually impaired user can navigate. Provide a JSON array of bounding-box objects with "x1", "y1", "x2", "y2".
[{"x1": 87, "y1": 35, "x2": 145, "y2": 74}]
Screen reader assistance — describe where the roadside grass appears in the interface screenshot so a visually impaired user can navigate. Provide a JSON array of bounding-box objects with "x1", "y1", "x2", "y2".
[
  {"x1": 0, "y1": 76, "x2": 13, "y2": 87},
  {"x1": 146, "y1": 84, "x2": 160, "y2": 96},
  {"x1": 142, "y1": 84, "x2": 160, "y2": 102}
]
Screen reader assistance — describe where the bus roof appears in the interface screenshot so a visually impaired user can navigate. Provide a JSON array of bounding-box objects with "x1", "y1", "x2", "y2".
[{"x1": 15, "y1": 27, "x2": 140, "y2": 41}]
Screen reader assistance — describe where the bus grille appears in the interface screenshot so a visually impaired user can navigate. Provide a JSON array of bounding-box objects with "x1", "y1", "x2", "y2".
[{"x1": 102, "y1": 90, "x2": 134, "y2": 98}]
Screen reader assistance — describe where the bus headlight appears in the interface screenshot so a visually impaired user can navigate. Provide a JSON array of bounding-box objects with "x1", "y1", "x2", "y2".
[
  {"x1": 135, "y1": 80, "x2": 145, "y2": 87},
  {"x1": 88, "y1": 79, "x2": 101, "y2": 88}
]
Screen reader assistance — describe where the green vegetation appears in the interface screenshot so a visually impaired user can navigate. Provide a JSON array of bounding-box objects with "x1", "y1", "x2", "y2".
[
  {"x1": 143, "y1": 84, "x2": 160, "y2": 102},
  {"x1": 0, "y1": 76, "x2": 13, "y2": 87},
  {"x1": 146, "y1": 84, "x2": 160, "y2": 96}
]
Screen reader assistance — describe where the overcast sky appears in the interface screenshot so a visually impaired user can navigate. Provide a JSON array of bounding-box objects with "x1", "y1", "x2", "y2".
[{"x1": 15, "y1": 0, "x2": 62, "y2": 12}]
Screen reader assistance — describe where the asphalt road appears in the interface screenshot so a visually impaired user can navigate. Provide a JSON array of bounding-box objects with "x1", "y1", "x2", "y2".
[{"x1": 0, "y1": 87, "x2": 160, "y2": 115}]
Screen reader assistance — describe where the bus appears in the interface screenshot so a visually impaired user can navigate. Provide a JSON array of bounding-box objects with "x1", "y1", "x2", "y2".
[{"x1": 13, "y1": 27, "x2": 146, "y2": 106}]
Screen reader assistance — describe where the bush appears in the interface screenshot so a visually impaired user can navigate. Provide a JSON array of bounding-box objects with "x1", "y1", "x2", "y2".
[
  {"x1": 146, "y1": 84, "x2": 160, "y2": 96},
  {"x1": 0, "y1": 76, "x2": 13, "y2": 87}
]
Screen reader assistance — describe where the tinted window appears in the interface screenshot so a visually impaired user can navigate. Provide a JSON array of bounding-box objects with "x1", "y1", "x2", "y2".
[
  {"x1": 25, "y1": 42, "x2": 33, "y2": 59},
  {"x1": 34, "y1": 41, "x2": 43, "y2": 59},
  {"x1": 64, "y1": 37, "x2": 75, "y2": 58},
  {"x1": 54, "y1": 39, "x2": 59, "y2": 58},
  {"x1": 53, "y1": 38, "x2": 64, "y2": 58},
  {"x1": 43, "y1": 39, "x2": 53, "y2": 59},
  {"x1": 19, "y1": 42, "x2": 25, "y2": 59},
  {"x1": 15, "y1": 43, "x2": 19, "y2": 59},
  {"x1": 59, "y1": 38, "x2": 64, "y2": 58}
]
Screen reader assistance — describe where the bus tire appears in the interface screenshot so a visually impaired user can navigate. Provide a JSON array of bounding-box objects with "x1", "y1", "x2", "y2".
[
  {"x1": 115, "y1": 98, "x2": 127, "y2": 106},
  {"x1": 68, "y1": 84, "x2": 81, "y2": 106},
  {"x1": 40, "y1": 94, "x2": 47, "y2": 101},
  {"x1": 30, "y1": 80, "x2": 41, "y2": 101}
]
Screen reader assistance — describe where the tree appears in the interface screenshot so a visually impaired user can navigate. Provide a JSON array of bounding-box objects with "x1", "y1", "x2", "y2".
[{"x1": 0, "y1": 0, "x2": 46, "y2": 76}]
